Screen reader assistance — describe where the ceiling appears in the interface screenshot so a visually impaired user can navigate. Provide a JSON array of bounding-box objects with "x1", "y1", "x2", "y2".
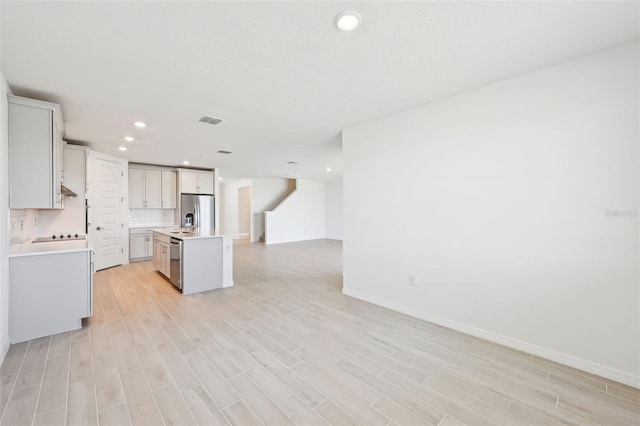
[{"x1": 2, "y1": 1, "x2": 638, "y2": 180}]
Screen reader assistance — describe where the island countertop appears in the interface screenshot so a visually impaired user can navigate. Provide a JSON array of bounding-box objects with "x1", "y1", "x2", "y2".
[{"x1": 152, "y1": 228, "x2": 238, "y2": 240}]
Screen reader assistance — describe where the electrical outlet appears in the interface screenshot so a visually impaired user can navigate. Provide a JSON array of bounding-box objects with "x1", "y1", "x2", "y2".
[{"x1": 409, "y1": 274, "x2": 416, "y2": 287}]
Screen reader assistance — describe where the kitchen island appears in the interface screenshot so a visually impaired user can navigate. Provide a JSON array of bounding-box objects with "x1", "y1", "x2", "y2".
[{"x1": 153, "y1": 229, "x2": 234, "y2": 295}]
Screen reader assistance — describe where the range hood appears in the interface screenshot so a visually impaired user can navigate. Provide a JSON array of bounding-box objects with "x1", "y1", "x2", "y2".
[{"x1": 61, "y1": 184, "x2": 77, "y2": 197}]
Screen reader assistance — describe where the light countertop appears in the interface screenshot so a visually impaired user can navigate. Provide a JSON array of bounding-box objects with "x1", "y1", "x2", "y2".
[
  {"x1": 129, "y1": 224, "x2": 179, "y2": 229},
  {"x1": 152, "y1": 228, "x2": 237, "y2": 240},
  {"x1": 10, "y1": 239, "x2": 93, "y2": 257}
]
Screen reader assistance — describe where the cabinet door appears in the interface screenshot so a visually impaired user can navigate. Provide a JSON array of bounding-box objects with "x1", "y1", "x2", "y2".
[
  {"x1": 53, "y1": 121, "x2": 64, "y2": 208},
  {"x1": 152, "y1": 238, "x2": 160, "y2": 269},
  {"x1": 144, "y1": 235, "x2": 152, "y2": 257},
  {"x1": 163, "y1": 242, "x2": 171, "y2": 276},
  {"x1": 159, "y1": 242, "x2": 168, "y2": 276},
  {"x1": 181, "y1": 171, "x2": 198, "y2": 193},
  {"x1": 9, "y1": 103, "x2": 54, "y2": 208},
  {"x1": 145, "y1": 170, "x2": 162, "y2": 208},
  {"x1": 128, "y1": 169, "x2": 145, "y2": 208},
  {"x1": 130, "y1": 234, "x2": 147, "y2": 259},
  {"x1": 161, "y1": 171, "x2": 177, "y2": 209},
  {"x1": 197, "y1": 172, "x2": 214, "y2": 195},
  {"x1": 10, "y1": 250, "x2": 91, "y2": 343}
]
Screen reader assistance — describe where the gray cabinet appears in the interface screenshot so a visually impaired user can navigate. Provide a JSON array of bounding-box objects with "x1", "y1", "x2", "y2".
[
  {"x1": 161, "y1": 171, "x2": 177, "y2": 208},
  {"x1": 38, "y1": 145, "x2": 89, "y2": 237},
  {"x1": 179, "y1": 170, "x2": 214, "y2": 194},
  {"x1": 130, "y1": 229, "x2": 153, "y2": 261},
  {"x1": 153, "y1": 231, "x2": 171, "y2": 277},
  {"x1": 8, "y1": 96, "x2": 64, "y2": 209},
  {"x1": 10, "y1": 250, "x2": 94, "y2": 343},
  {"x1": 129, "y1": 168, "x2": 161, "y2": 208},
  {"x1": 129, "y1": 167, "x2": 176, "y2": 209}
]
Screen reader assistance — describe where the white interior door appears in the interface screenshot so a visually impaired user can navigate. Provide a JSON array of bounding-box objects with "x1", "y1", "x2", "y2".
[{"x1": 93, "y1": 154, "x2": 125, "y2": 270}]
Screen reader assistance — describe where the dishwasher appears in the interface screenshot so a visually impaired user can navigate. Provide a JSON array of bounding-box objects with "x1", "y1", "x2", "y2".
[{"x1": 169, "y1": 237, "x2": 183, "y2": 291}]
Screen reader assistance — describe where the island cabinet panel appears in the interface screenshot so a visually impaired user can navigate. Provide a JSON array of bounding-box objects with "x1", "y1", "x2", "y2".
[
  {"x1": 10, "y1": 250, "x2": 94, "y2": 343},
  {"x1": 182, "y1": 237, "x2": 223, "y2": 295}
]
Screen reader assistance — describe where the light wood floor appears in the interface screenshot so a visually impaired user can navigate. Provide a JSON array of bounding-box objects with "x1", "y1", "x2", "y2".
[{"x1": 0, "y1": 239, "x2": 638, "y2": 426}]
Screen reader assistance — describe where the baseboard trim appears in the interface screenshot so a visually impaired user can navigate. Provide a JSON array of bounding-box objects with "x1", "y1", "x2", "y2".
[{"x1": 342, "y1": 288, "x2": 640, "y2": 389}]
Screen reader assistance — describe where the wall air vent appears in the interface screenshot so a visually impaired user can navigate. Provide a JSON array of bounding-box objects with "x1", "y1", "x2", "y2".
[
  {"x1": 217, "y1": 150, "x2": 232, "y2": 154},
  {"x1": 199, "y1": 116, "x2": 223, "y2": 125}
]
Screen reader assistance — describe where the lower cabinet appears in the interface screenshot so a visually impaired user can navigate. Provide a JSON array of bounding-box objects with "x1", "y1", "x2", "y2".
[
  {"x1": 10, "y1": 249, "x2": 94, "y2": 343},
  {"x1": 130, "y1": 228, "x2": 153, "y2": 261},
  {"x1": 153, "y1": 231, "x2": 171, "y2": 278}
]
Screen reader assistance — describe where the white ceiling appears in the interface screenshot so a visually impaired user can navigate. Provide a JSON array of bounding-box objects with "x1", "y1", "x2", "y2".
[{"x1": 2, "y1": 1, "x2": 638, "y2": 180}]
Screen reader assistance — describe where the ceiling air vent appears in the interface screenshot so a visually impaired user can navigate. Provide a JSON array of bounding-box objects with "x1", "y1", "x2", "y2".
[
  {"x1": 217, "y1": 150, "x2": 232, "y2": 154},
  {"x1": 199, "y1": 115, "x2": 223, "y2": 125}
]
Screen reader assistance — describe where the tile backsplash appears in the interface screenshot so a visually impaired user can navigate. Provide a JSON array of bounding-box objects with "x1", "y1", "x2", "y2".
[
  {"x1": 10, "y1": 209, "x2": 38, "y2": 245},
  {"x1": 128, "y1": 209, "x2": 176, "y2": 226}
]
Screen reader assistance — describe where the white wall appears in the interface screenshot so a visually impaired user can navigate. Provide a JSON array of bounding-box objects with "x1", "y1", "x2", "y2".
[
  {"x1": 325, "y1": 179, "x2": 343, "y2": 240},
  {"x1": 265, "y1": 179, "x2": 325, "y2": 245},
  {"x1": 251, "y1": 178, "x2": 295, "y2": 241},
  {"x1": 219, "y1": 178, "x2": 252, "y2": 235},
  {"x1": 0, "y1": 74, "x2": 12, "y2": 363},
  {"x1": 238, "y1": 187, "x2": 251, "y2": 235},
  {"x1": 342, "y1": 42, "x2": 639, "y2": 386}
]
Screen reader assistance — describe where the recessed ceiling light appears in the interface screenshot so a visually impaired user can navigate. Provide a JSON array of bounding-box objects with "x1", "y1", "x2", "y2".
[
  {"x1": 335, "y1": 11, "x2": 361, "y2": 31},
  {"x1": 124, "y1": 136, "x2": 134, "y2": 142},
  {"x1": 133, "y1": 121, "x2": 146, "y2": 128},
  {"x1": 118, "y1": 146, "x2": 127, "y2": 151},
  {"x1": 183, "y1": 161, "x2": 190, "y2": 165},
  {"x1": 326, "y1": 167, "x2": 332, "y2": 172}
]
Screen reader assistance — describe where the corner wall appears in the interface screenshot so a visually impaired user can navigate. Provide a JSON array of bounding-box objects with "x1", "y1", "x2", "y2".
[
  {"x1": 219, "y1": 178, "x2": 252, "y2": 235},
  {"x1": 325, "y1": 179, "x2": 343, "y2": 240},
  {"x1": 252, "y1": 178, "x2": 295, "y2": 242},
  {"x1": 0, "y1": 74, "x2": 12, "y2": 362},
  {"x1": 342, "y1": 42, "x2": 639, "y2": 386},
  {"x1": 265, "y1": 179, "x2": 325, "y2": 244}
]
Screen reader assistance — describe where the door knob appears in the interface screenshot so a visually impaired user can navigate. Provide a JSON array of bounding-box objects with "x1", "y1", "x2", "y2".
[{"x1": 96, "y1": 226, "x2": 102, "y2": 230}]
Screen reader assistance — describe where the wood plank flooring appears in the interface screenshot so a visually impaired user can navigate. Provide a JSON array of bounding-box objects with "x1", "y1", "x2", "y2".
[{"x1": 1, "y1": 238, "x2": 638, "y2": 425}]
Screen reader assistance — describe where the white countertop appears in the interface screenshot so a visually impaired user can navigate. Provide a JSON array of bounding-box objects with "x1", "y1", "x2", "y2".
[
  {"x1": 10, "y1": 239, "x2": 93, "y2": 257},
  {"x1": 153, "y1": 228, "x2": 236, "y2": 240},
  {"x1": 129, "y1": 224, "x2": 179, "y2": 229}
]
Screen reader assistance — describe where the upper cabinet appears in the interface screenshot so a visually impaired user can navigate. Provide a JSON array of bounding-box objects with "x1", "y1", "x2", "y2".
[
  {"x1": 179, "y1": 170, "x2": 214, "y2": 195},
  {"x1": 161, "y1": 171, "x2": 177, "y2": 209},
  {"x1": 8, "y1": 96, "x2": 64, "y2": 209},
  {"x1": 128, "y1": 166, "x2": 176, "y2": 209}
]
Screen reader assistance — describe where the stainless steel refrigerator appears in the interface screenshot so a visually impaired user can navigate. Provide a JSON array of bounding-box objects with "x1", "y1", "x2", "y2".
[{"x1": 181, "y1": 193, "x2": 215, "y2": 232}]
